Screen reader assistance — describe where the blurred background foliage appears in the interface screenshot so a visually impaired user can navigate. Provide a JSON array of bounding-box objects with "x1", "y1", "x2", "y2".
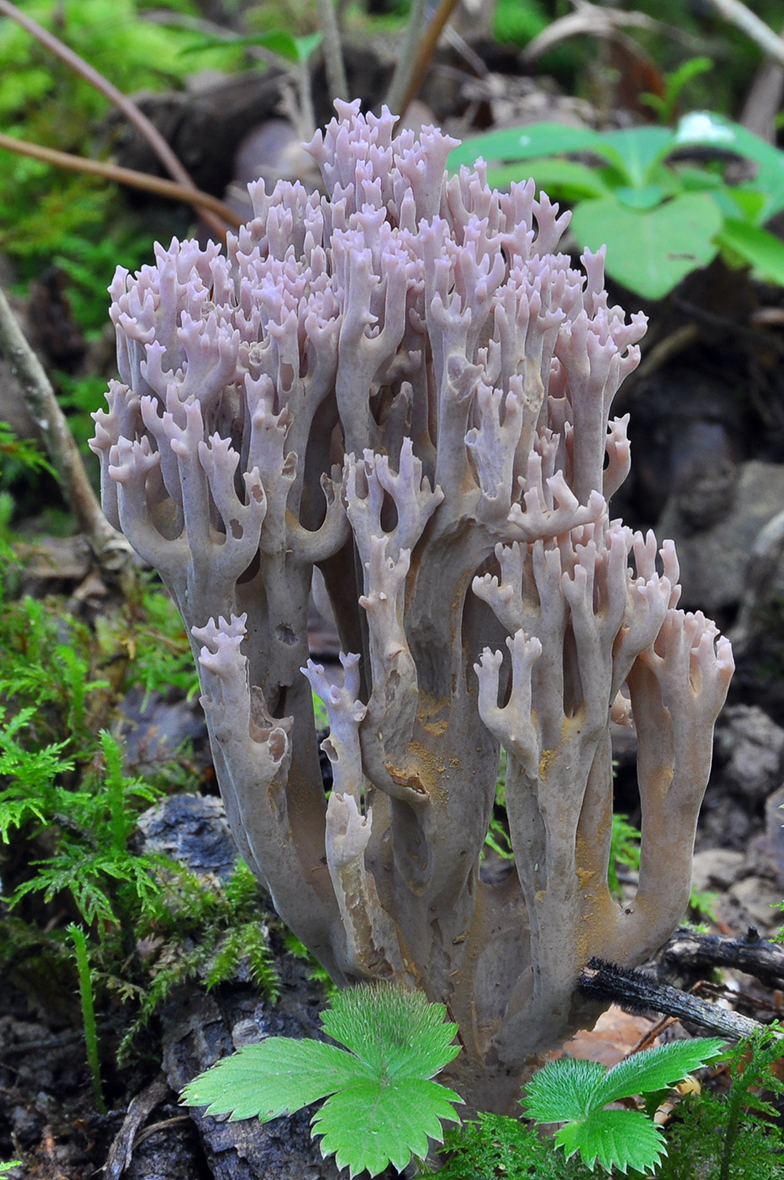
[{"x1": 1, "y1": 0, "x2": 782, "y2": 307}]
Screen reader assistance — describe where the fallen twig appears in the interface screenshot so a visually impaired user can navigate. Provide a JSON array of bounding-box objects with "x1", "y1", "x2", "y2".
[
  {"x1": 579, "y1": 958, "x2": 778, "y2": 1041},
  {"x1": 316, "y1": 0, "x2": 348, "y2": 101},
  {"x1": 661, "y1": 926, "x2": 784, "y2": 990},
  {"x1": 523, "y1": 0, "x2": 706, "y2": 61},
  {"x1": 0, "y1": 132, "x2": 242, "y2": 227}
]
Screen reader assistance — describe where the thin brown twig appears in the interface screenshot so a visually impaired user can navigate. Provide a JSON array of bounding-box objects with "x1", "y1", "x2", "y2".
[
  {"x1": 0, "y1": 0, "x2": 230, "y2": 240},
  {"x1": 133, "y1": 1116, "x2": 192, "y2": 1150},
  {"x1": 315, "y1": 0, "x2": 348, "y2": 101},
  {"x1": 397, "y1": 0, "x2": 462, "y2": 121},
  {"x1": 0, "y1": 280, "x2": 136, "y2": 593},
  {"x1": 709, "y1": 0, "x2": 784, "y2": 68},
  {"x1": 522, "y1": 1, "x2": 706, "y2": 62},
  {"x1": 0, "y1": 131, "x2": 243, "y2": 228},
  {"x1": 385, "y1": 0, "x2": 430, "y2": 115},
  {"x1": 628, "y1": 1014, "x2": 678, "y2": 1055}
]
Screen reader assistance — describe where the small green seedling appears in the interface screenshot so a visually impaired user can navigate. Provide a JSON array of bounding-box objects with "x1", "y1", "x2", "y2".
[
  {"x1": 69, "y1": 923, "x2": 106, "y2": 1115},
  {"x1": 0, "y1": 1165, "x2": 21, "y2": 1176},
  {"x1": 182, "y1": 984, "x2": 463, "y2": 1178},
  {"x1": 522, "y1": 1038, "x2": 726, "y2": 1174},
  {"x1": 640, "y1": 57, "x2": 713, "y2": 127}
]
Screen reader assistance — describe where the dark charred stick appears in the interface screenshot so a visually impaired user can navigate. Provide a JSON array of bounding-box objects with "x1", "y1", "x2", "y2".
[{"x1": 579, "y1": 958, "x2": 774, "y2": 1041}]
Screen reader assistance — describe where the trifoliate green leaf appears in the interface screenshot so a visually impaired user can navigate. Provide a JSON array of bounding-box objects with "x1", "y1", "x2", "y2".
[
  {"x1": 313, "y1": 1076, "x2": 462, "y2": 1177},
  {"x1": 181, "y1": 1039, "x2": 368, "y2": 1120},
  {"x1": 320, "y1": 984, "x2": 460, "y2": 1079},
  {"x1": 182, "y1": 984, "x2": 463, "y2": 1178},
  {"x1": 523, "y1": 1038, "x2": 726, "y2": 1176},
  {"x1": 555, "y1": 1107, "x2": 665, "y2": 1174},
  {"x1": 593, "y1": 1039, "x2": 725, "y2": 1108}
]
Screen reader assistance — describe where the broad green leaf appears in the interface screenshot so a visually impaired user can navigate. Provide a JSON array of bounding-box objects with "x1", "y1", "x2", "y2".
[
  {"x1": 313, "y1": 1077, "x2": 461, "y2": 1177},
  {"x1": 447, "y1": 123, "x2": 676, "y2": 190},
  {"x1": 521, "y1": 1057, "x2": 606, "y2": 1123},
  {"x1": 641, "y1": 162, "x2": 687, "y2": 199},
  {"x1": 246, "y1": 30, "x2": 322, "y2": 63},
  {"x1": 715, "y1": 218, "x2": 784, "y2": 286},
  {"x1": 600, "y1": 126, "x2": 675, "y2": 187},
  {"x1": 486, "y1": 157, "x2": 612, "y2": 200},
  {"x1": 447, "y1": 122, "x2": 606, "y2": 170},
  {"x1": 571, "y1": 191, "x2": 722, "y2": 299},
  {"x1": 181, "y1": 1039, "x2": 369, "y2": 1120},
  {"x1": 593, "y1": 1038, "x2": 725, "y2": 1107},
  {"x1": 320, "y1": 985, "x2": 460, "y2": 1080},
  {"x1": 180, "y1": 986, "x2": 462, "y2": 1180},
  {"x1": 289, "y1": 33, "x2": 323, "y2": 63},
  {"x1": 523, "y1": 1039, "x2": 725, "y2": 1175},
  {"x1": 555, "y1": 1107, "x2": 666, "y2": 1174},
  {"x1": 182, "y1": 986, "x2": 463, "y2": 1178},
  {"x1": 615, "y1": 184, "x2": 665, "y2": 210}
]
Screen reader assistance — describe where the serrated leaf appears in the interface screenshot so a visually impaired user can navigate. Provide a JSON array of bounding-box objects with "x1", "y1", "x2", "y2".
[
  {"x1": 320, "y1": 985, "x2": 460, "y2": 1079},
  {"x1": 521, "y1": 1057, "x2": 606, "y2": 1123},
  {"x1": 313, "y1": 1076, "x2": 461, "y2": 1177},
  {"x1": 555, "y1": 1107, "x2": 666, "y2": 1174},
  {"x1": 182, "y1": 986, "x2": 463, "y2": 1177},
  {"x1": 182, "y1": 1039, "x2": 370, "y2": 1120},
  {"x1": 594, "y1": 1039, "x2": 725, "y2": 1107}
]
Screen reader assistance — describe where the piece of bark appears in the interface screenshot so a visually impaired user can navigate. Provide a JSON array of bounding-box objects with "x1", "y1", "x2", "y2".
[{"x1": 105, "y1": 1074, "x2": 172, "y2": 1180}]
